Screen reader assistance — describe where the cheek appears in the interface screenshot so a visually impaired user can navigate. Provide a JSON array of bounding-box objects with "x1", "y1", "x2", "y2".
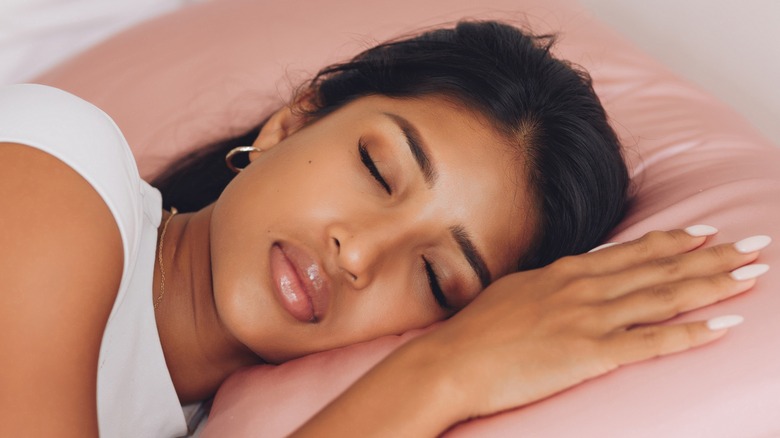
[
  {"x1": 209, "y1": 138, "x2": 446, "y2": 357},
  {"x1": 257, "y1": 147, "x2": 360, "y2": 214},
  {"x1": 331, "y1": 271, "x2": 442, "y2": 340},
  {"x1": 209, "y1": 166, "x2": 303, "y2": 354}
]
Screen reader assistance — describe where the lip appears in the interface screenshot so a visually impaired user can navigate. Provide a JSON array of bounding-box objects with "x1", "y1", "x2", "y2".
[{"x1": 269, "y1": 242, "x2": 330, "y2": 323}]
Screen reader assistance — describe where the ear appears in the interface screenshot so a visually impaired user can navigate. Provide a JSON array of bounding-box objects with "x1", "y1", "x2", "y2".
[{"x1": 250, "y1": 94, "x2": 313, "y2": 161}]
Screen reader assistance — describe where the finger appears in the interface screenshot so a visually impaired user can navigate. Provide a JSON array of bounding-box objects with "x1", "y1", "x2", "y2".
[
  {"x1": 587, "y1": 242, "x2": 620, "y2": 253},
  {"x1": 581, "y1": 227, "x2": 718, "y2": 275},
  {"x1": 595, "y1": 238, "x2": 770, "y2": 300},
  {"x1": 606, "y1": 315, "x2": 744, "y2": 366},
  {"x1": 599, "y1": 264, "x2": 768, "y2": 328}
]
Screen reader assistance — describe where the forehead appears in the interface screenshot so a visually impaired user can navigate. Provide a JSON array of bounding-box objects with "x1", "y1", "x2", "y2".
[{"x1": 344, "y1": 94, "x2": 537, "y2": 278}]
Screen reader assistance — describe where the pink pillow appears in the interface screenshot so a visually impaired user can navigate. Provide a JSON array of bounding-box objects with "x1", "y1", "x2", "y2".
[{"x1": 35, "y1": 0, "x2": 780, "y2": 436}]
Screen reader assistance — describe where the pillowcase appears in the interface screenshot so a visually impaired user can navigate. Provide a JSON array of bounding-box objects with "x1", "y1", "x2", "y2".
[{"x1": 34, "y1": 0, "x2": 780, "y2": 436}]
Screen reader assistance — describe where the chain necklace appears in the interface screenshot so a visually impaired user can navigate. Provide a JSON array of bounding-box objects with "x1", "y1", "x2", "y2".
[{"x1": 154, "y1": 207, "x2": 178, "y2": 310}]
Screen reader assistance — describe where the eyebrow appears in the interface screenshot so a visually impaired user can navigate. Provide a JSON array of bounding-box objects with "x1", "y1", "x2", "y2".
[
  {"x1": 382, "y1": 112, "x2": 492, "y2": 290},
  {"x1": 382, "y1": 112, "x2": 437, "y2": 187},
  {"x1": 450, "y1": 225, "x2": 492, "y2": 289}
]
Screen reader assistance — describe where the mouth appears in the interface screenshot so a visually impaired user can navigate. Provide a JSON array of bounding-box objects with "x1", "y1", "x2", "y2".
[{"x1": 269, "y1": 242, "x2": 330, "y2": 323}]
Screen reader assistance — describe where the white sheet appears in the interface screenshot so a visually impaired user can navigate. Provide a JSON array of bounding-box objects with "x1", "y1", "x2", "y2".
[{"x1": 0, "y1": 0, "x2": 200, "y2": 85}]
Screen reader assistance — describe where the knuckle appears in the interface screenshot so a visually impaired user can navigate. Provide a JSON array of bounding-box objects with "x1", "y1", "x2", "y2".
[
  {"x1": 543, "y1": 304, "x2": 601, "y2": 334},
  {"x1": 708, "y1": 273, "x2": 732, "y2": 291},
  {"x1": 708, "y1": 243, "x2": 734, "y2": 261},
  {"x1": 651, "y1": 256, "x2": 682, "y2": 277},
  {"x1": 669, "y1": 229, "x2": 692, "y2": 246},
  {"x1": 631, "y1": 230, "x2": 670, "y2": 256},
  {"x1": 630, "y1": 236, "x2": 653, "y2": 256},
  {"x1": 551, "y1": 255, "x2": 586, "y2": 276},
  {"x1": 638, "y1": 325, "x2": 698, "y2": 357},
  {"x1": 684, "y1": 324, "x2": 698, "y2": 345},
  {"x1": 566, "y1": 277, "x2": 595, "y2": 295},
  {"x1": 562, "y1": 278, "x2": 609, "y2": 303},
  {"x1": 644, "y1": 230, "x2": 670, "y2": 245},
  {"x1": 649, "y1": 283, "x2": 678, "y2": 304},
  {"x1": 639, "y1": 327, "x2": 662, "y2": 349},
  {"x1": 567, "y1": 303, "x2": 599, "y2": 326}
]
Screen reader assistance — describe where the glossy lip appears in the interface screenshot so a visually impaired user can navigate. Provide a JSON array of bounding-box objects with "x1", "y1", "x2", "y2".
[{"x1": 270, "y1": 241, "x2": 331, "y2": 323}]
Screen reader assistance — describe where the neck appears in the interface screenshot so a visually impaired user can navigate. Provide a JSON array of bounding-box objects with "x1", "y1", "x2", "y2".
[{"x1": 153, "y1": 204, "x2": 260, "y2": 404}]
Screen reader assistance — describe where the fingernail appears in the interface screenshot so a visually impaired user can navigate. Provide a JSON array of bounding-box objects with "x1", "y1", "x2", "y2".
[
  {"x1": 730, "y1": 264, "x2": 770, "y2": 281},
  {"x1": 588, "y1": 242, "x2": 619, "y2": 253},
  {"x1": 684, "y1": 225, "x2": 718, "y2": 237},
  {"x1": 706, "y1": 314, "x2": 744, "y2": 331},
  {"x1": 734, "y1": 235, "x2": 772, "y2": 253}
]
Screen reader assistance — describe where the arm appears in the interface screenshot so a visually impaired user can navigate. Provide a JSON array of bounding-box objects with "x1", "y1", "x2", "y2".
[
  {"x1": 0, "y1": 143, "x2": 123, "y2": 436},
  {"x1": 293, "y1": 229, "x2": 763, "y2": 436}
]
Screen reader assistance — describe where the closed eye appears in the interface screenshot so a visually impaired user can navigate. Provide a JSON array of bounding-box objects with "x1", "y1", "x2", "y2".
[
  {"x1": 358, "y1": 138, "x2": 392, "y2": 194},
  {"x1": 423, "y1": 257, "x2": 450, "y2": 310}
]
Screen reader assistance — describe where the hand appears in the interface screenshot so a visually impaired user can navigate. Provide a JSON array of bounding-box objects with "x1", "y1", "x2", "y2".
[{"x1": 422, "y1": 227, "x2": 770, "y2": 420}]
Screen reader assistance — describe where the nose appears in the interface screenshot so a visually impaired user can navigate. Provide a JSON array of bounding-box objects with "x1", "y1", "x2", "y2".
[{"x1": 329, "y1": 221, "x2": 412, "y2": 289}]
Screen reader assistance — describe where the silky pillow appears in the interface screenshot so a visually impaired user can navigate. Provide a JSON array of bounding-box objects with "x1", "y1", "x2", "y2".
[{"x1": 34, "y1": 0, "x2": 780, "y2": 436}]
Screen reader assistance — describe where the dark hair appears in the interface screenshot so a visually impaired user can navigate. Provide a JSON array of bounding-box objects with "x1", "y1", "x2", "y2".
[{"x1": 153, "y1": 20, "x2": 630, "y2": 271}]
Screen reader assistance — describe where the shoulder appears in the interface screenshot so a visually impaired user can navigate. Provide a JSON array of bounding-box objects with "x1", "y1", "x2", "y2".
[
  {"x1": 0, "y1": 141, "x2": 123, "y2": 303},
  {"x1": 0, "y1": 141, "x2": 123, "y2": 435},
  {"x1": 0, "y1": 84, "x2": 135, "y2": 434},
  {"x1": 0, "y1": 84, "x2": 131, "y2": 291},
  {"x1": 0, "y1": 84, "x2": 149, "y2": 265}
]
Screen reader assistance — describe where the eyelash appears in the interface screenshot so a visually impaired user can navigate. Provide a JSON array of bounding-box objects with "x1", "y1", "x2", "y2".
[
  {"x1": 357, "y1": 139, "x2": 448, "y2": 310},
  {"x1": 358, "y1": 139, "x2": 392, "y2": 194},
  {"x1": 423, "y1": 257, "x2": 449, "y2": 310}
]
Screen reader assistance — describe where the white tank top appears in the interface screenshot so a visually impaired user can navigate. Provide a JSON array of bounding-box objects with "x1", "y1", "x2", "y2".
[{"x1": 0, "y1": 84, "x2": 187, "y2": 437}]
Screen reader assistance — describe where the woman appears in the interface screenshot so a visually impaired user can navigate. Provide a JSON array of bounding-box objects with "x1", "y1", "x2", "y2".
[{"x1": 0, "y1": 21, "x2": 767, "y2": 437}]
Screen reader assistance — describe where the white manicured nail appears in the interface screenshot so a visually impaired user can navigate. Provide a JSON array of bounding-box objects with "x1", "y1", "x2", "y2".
[
  {"x1": 730, "y1": 264, "x2": 770, "y2": 281},
  {"x1": 734, "y1": 235, "x2": 772, "y2": 253},
  {"x1": 588, "y1": 242, "x2": 619, "y2": 253},
  {"x1": 684, "y1": 225, "x2": 719, "y2": 237},
  {"x1": 706, "y1": 314, "x2": 744, "y2": 331}
]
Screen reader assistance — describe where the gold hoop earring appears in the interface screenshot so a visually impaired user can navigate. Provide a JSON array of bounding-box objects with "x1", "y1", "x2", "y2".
[{"x1": 225, "y1": 146, "x2": 261, "y2": 173}]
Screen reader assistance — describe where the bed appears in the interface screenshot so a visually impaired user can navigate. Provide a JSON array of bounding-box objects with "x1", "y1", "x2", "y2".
[{"x1": 6, "y1": 0, "x2": 780, "y2": 436}]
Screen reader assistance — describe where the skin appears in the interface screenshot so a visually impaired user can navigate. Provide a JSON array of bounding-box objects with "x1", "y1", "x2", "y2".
[
  {"x1": 294, "y1": 230, "x2": 764, "y2": 436},
  {"x1": 1, "y1": 144, "x2": 123, "y2": 436},
  {"x1": 155, "y1": 94, "x2": 535, "y2": 401},
  {"x1": 0, "y1": 94, "x2": 767, "y2": 436}
]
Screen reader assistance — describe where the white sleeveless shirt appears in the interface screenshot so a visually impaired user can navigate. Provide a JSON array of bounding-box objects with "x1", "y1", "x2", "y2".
[{"x1": 0, "y1": 84, "x2": 187, "y2": 437}]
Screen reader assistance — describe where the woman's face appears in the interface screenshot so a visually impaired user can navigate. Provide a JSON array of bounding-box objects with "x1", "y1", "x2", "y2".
[{"x1": 210, "y1": 94, "x2": 536, "y2": 363}]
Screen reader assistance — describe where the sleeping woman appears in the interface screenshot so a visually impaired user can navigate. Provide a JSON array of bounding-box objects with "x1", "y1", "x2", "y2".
[{"x1": 0, "y1": 21, "x2": 767, "y2": 437}]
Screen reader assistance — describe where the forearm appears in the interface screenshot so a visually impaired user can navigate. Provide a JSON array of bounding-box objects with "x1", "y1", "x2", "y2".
[
  {"x1": 294, "y1": 229, "x2": 760, "y2": 437},
  {"x1": 291, "y1": 336, "x2": 467, "y2": 437}
]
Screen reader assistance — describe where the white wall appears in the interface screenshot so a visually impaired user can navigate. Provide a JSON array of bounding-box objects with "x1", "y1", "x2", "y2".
[{"x1": 578, "y1": 0, "x2": 780, "y2": 146}]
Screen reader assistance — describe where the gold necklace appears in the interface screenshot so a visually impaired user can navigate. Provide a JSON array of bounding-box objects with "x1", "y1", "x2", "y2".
[{"x1": 155, "y1": 207, "x2": 178, "y2": 310}]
